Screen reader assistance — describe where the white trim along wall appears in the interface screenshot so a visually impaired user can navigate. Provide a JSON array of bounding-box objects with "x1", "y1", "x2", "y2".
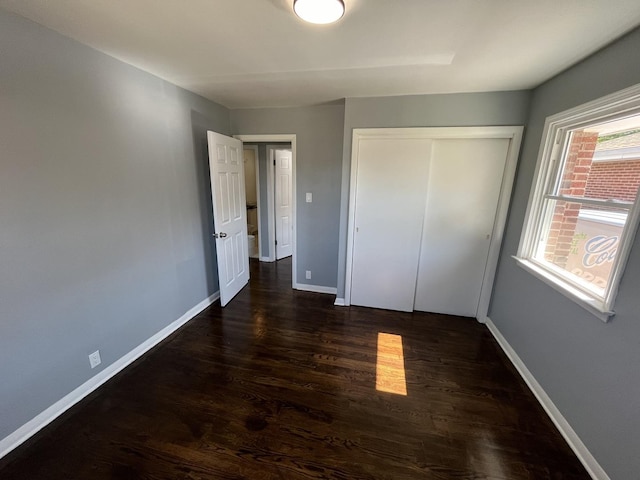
[
  {"x1": 0, "y1": 291, "x2": 220, "y2": 461},
  {"x1": 482, "y1": 317, "x2": 610, "y2": 480}
]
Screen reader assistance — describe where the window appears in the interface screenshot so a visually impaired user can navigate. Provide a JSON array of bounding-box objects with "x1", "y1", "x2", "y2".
[{"x1": 516, "y1": 85, "x2": 640, "y2": 322}]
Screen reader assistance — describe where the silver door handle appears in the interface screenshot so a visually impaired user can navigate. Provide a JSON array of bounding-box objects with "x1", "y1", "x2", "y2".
[{"x1": 213, "y1": 232, "x2": 227, "y2": 238}]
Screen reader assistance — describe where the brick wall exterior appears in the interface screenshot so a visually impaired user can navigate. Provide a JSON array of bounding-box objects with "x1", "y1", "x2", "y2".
[
  {"x1": 584, "y1": 159, "x2": 640, "y2": 202},
  {"x1": 544, "y1": 131, "x2": 598, "y2": 267},
  {"x1": 543, "y1": 129, "x2": 640, "y2": 270}
]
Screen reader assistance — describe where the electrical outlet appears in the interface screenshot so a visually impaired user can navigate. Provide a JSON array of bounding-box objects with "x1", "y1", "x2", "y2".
[
  {"x1": 305, "y1": 270, "x2": 311, "y2": 279},
  {"x1": 306, "y1": 192, "x2": 312, "y2": 203},
  {"x1": 89, "y1": 350, "x2": 101, "y2": 369}
]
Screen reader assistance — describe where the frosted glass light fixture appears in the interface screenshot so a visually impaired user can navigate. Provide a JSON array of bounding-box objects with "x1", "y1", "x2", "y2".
[{"x1": 293, "y1": 0, "x2": 345, "y2": 24}]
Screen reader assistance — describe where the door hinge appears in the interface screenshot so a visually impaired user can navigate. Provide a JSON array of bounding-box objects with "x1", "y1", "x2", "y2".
[
  {"x1": 273, "y1": 159, "x2": 276, "y2": 166},
  {"x1": 275, "y1": 240, "x2": 278, "y2": 245}
]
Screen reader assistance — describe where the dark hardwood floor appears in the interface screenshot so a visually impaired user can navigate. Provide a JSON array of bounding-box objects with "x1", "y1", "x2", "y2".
[{"x1": 0, "y1": 258, "x2": 589, "y2": 479}]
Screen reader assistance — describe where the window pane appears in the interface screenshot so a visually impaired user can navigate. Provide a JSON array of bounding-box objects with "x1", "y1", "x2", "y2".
[
  {"x1": 557, "y1": 119, "x2": 640, "y2": 204},
  {"x1": 534, "y1": 200, "x2": 627, "y2": 296}
]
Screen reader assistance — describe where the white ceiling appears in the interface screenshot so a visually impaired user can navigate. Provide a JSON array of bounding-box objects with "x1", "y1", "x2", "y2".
[{"x1": 2, "y1": 0, "x2": 640, "y2": 109}]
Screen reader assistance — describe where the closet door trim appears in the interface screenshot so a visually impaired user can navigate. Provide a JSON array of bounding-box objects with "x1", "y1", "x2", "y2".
[{"x1": 344, "y1": 126, "x2": 523, "y2": 322}]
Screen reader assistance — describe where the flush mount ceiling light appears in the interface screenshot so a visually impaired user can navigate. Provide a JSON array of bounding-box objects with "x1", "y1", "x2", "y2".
[{"x1": 293, "y1": 0, "x2": 345, "y2": 24}]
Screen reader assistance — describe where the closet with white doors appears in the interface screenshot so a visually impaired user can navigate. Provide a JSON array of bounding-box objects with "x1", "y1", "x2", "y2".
[{"x1": 344, "y1": 127, "x2": 522, "y2": 320}]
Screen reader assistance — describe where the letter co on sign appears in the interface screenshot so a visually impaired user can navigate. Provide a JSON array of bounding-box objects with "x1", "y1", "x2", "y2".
[{"x1": 583, "y1": 235, "x2": 618, "y2": 268}]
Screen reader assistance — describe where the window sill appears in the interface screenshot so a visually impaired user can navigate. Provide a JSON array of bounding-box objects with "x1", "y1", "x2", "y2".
[{"x1": 513, "y1": 257, "x2": 614, "y2": 323}]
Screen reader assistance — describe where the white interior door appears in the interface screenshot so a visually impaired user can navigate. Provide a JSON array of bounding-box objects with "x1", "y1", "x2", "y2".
[
  {"x1": 350, "y1": 138, "x2": 432, "y2": 311},
  {"x1": 414, "y1": 138, "x2": 509, "y2": 316},
  {"x1": 207, "y1": 131, "x2": 249, "y2": 307},
  {"x1": 274, "y1": 148, "x2": 293, "y2": 260}
]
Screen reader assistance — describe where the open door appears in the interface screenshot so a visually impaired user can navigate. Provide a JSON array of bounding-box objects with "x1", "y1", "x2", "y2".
[{"x1": 207, "y1": 131, "x2": 249, "y2": 307}]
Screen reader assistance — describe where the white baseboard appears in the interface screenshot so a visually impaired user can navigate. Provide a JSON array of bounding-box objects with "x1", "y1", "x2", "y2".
[
  {"x1": 294, "y1": 283, "x2": 337, "y2": 295},
  {"x1": 334, "y1": 297, "x2": 345, "y2": 306},
  {"x1": 0, "y1": 291, "x2": 220, "y2": 461},
  {"x1": 483, "y1": 317, "x2": 610, "y2": 480},
  {"x1": 259, "y1": 256, "x2": 273, "y2": 262}
]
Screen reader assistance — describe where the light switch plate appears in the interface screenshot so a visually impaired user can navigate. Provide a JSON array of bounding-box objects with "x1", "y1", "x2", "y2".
[{"x1": 89, "y1": 350, "x2": 101, "y2": 369}]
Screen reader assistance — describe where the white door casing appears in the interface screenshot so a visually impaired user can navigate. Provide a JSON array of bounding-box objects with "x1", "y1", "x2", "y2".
[
  {"x1": 233, "y1": 135, "x2": 297, "y2": 289},
  {"x1": 344, "y1": 127, "x2": 523, "y2": 321},
  {"x1": 274, "y1": 149, "x2": 293, "y2": 260},
  {"x1": 350, "y1": 138, "x2": 433, "y2": 312},
  {"x1": 414, "y1": 138, "x2": 510, "y2": 317},
  {"x1": 207, "y1": 131, "x2": 249, "y2": 307}
]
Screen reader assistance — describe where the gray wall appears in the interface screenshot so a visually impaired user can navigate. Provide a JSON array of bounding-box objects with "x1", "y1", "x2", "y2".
[
  {"x1": 4, "y1": 5, "x2": 637, "y2": 476},
  {"x1": 0, "y1": 10, "x2": 229, "y2": 442},
  {"x1": 490, "y1": 28, "x2": 640, "y2": 480},
  {"x1": 335, "y1": 92, "x2": 532, "y2": 298},
  {"x1": 231, "y1": 105, "x2": 345, "y2": 288}
]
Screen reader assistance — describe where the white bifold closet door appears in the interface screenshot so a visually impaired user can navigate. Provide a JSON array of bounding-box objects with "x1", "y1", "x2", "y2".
[{"x1": 349, "y1": 136, "x2": 510, "y2": 317}]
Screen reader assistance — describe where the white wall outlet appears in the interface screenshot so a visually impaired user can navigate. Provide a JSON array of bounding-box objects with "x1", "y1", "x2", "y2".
[
  {"x1": 306, "y1": 192, "x2": 312, "y2": 203},
  {"x1": 305, "y1": 270, "x2": 311, "y2": 279},
  {"x1": 89, "y1": 350, "x2": 101, "y2": 369}
]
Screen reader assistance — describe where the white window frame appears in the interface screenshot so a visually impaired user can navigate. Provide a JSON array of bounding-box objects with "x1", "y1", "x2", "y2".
[{"x1": 515, "y1": 84, "x2": 640, "y2": 322}]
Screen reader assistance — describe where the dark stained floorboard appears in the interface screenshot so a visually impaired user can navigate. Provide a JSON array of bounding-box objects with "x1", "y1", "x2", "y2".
[{"x1": 0, "y1": 258, "x2": 589, "y2": 479}]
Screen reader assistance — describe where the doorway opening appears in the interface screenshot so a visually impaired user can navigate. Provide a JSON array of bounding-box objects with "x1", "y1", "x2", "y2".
[
  {"x1": 236, "y1": 135, "x2": 297, "y2": 289},
  {"x1": 242, "y1": 145, "x2": 260, "y2": 259}
]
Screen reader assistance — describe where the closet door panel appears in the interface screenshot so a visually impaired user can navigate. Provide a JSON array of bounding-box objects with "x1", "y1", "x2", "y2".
[
  {"x1": 350, "y1": 138, "x2": 432, "y2": 312},
  {"x1": 414, "y1": 138, "x2": 509, "y2": 317}
]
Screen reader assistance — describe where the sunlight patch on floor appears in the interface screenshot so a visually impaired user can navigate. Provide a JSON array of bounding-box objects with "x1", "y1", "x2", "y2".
[{"x1": 376, "y1": 332, "x2": 407, "y2": 395}]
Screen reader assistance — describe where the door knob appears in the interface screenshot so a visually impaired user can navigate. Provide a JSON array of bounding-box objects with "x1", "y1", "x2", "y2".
[{"x1": 213, "y1": 232, "x2": 228, "y2": 238}]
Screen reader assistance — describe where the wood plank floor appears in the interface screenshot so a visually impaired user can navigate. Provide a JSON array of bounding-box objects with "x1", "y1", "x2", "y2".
[{"x1": 0, "y1": 258, "x2": 589, "y2": 479}]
